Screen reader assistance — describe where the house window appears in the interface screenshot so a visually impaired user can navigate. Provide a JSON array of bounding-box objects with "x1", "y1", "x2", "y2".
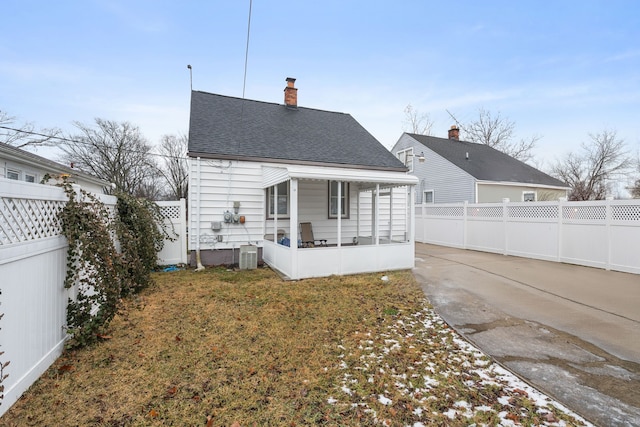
[
  {"x1": 328, "y1": 181, "x2": 349, "y2": 218},
  {"x1": 396, "y1": 148, "x2": 414, "y2": 172},
  {"x1": 7, "y1": 169, "x2": 19, "y2": 180},
  {"x1": 424, "y1": 190, "x2": 434, "y2": 204},
  {"x1": 267, "y1": 181, "x2": 290, "y2": 218},
  {"x1": 25, "y1": 173, "x2": 36, "y2": 183},
  {"x1": 523, "y1": 191, "x2": 536, "y2": 202}
]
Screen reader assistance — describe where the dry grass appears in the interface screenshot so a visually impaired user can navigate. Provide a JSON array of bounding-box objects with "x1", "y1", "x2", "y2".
[{"x1": 1, "y1": 267, "x2": 590, "y2": 426}]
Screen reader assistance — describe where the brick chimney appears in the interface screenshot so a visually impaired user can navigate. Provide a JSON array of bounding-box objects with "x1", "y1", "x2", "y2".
[
  {"x1": 284, "y1": 77, "x2": 298, "y2": 108},
  {"x1": 448, "y1": 125, "x2": 460, "y2": 140}
]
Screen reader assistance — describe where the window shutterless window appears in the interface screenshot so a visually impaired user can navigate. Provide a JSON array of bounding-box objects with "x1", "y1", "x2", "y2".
[
  {"x1": 424, "y1": 190, "x2": 434, "y2": 203},
  {"x1": 396, "y1": 148, "x2": 414, "y2": 172},
  {"x1": 328, "y1": 181, "x2": 349, "y2": 219},
  {"x1": 25, "y1": 173, "x2": 36, "y2": 183},
  {"x1": 7, "y1": 169, "x2": 19, "y2": 180},
  {"x1": 267, "y1": 181, "x2": 289, "y2": 218},
  {"x1": 523, "y1": 191, "x2": 536, "y2": 202}
]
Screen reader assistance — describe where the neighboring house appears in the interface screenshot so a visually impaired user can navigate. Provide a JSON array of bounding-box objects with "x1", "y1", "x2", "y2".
[
  {"x1": 392, "y1": 127, "x2": 569, "y2": 204},
  {"x1": 0, "y1": 142, "x2": 109, "y2": 193},
  {"x1": 187, "y1": 78, "x2": 418, "y2": 279}
]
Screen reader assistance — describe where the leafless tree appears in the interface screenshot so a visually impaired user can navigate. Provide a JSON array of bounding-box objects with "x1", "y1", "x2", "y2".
[
  {"x1": 60, "y1": 118, "x2": 158, "y2": 197},
  {"x1": 630, "y1": 150, "x2": 640, "y2": 198},
  {"x1": 403, "y1": 104, "x2": 434, "y2": 135},
  {"x1": 156, "y1": 134, "x2": 189, "y2": 200},
  {"x1": 458, "y1": 108, "x2": 540, "y2": 163},
  {"x1": 549, "y1": 129, "x2": 632, "y2": 200},
  {"x1": 632, "y1": 179, "x2": 640, "y2": 198},
  {"x1": 0, "y1": 109, "x2": 61, "y2": 148}
]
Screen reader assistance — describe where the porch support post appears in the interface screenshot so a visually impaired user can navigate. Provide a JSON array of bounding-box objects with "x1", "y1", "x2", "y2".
[
  {"x1": 409, "y1": 185, "x2": 415, "y2": 244},
  {"x1": 356, "y1": 190, "x2": 360, "y2": 240},
  {"x1": 289, "y1": 178, "x2": 298, "y2": 279},
  {"x1": 337, "y1": 181, "x2": 342, "y2": 248},
  {"x1": 273, "y1": 184, "x2": 278, "y2": 266},
  {"x1": 375, "y1": 184, "x2": 380, "y2": 245},
  {"x1": 388, "y1": 187, "x2": 393, "y2": 241}
]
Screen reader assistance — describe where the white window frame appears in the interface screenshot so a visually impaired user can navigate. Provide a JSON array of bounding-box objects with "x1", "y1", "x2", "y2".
[
  {"x1": 6, "y1": 169, "x2": 20, "y2": 180},
  {"x1": 24, "y1": 172, "x2": 36, "y2": 183},
  {"x1": 328, "y1": 181, "x2": 349, "y2": 219},
  {"x1": 523, "y1": 191, "x2": 536, "y2": 202},
  {"x1": 423, "y1": 189, "x2": 434, "y2": 204},
  {"x1": 396, "y1": 148, "x2": 414, "y2": 172},
  {"x1": 267, "y1": 181, "x2": 290, "y2": 219}
]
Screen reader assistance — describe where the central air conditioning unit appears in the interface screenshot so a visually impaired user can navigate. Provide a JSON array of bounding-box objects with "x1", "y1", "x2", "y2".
[{"x1": 239, "y1": 245, "x2": 258, "y2": 270}]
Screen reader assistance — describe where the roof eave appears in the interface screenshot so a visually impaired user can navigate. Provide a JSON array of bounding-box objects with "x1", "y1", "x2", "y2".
[
  {"x1": 1, "y1": 143, "x2": 109, "y2": 186},
  {"x1": 187, "y1": 151, "x2": 408, "y2": 173},
  {"x1": 475, "y1": 180, "x2": 571, "y2": 191}
]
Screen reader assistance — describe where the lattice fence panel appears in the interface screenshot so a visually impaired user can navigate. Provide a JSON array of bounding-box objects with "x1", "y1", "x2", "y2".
[
  {"x1": 160, "y1": 204, "x2": 181, "y2": 220},
  {"x1": 563, "y1": 205, "x2": 606, "y2": 221},
  {"x1": 467, "y1": 206, "x2": 503, "y2": 218},
  {"x1": 0, "y1": 197, "x2": 65, "y2": 245},
  {"x1": 423, "y1": 206, "x2": 465, "y2": 217},
  {"x1": 612, "y1": 204, "x2": 640, "y2": 221},
  {"x1": 508, "y1": 204, "x2": 558, "y2": 219}
]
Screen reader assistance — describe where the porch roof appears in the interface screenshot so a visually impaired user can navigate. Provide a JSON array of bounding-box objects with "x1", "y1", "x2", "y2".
[{"x1": 262, "y1": 165, "x2": 418, "y2": 190}]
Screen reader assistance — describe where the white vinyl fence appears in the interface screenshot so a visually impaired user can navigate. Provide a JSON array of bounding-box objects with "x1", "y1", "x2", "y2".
[
  {"x1": 415, "y1": 199, "x2": 640, "y2": 275},
  {"x1": 156, "y1": 200, "x2": 188, "y2": 266},
  {"x1": 0, "y1": 179, "x2": 186, "y2": 417}
]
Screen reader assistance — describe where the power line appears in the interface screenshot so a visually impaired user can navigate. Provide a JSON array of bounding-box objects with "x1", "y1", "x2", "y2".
[
  {"x1": 242, "y1": 0, "x2": 252, "y2": 99},
  {"x1": 0, "y1": 125, "x2": 188, "y2": 161}
]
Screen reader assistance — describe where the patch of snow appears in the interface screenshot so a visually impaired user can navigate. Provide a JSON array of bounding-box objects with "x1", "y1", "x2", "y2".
[
  {"x1": 443, "y1": 408, "x2": 457, "y2": 419},
  {"x1": 378, "y1": 395, "x2": 392, "y2": 406}
]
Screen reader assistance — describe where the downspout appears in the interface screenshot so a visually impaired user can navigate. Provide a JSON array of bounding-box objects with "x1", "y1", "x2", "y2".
[{"x1": 195, "y1": 156, "x2": 205, "y2": 271}]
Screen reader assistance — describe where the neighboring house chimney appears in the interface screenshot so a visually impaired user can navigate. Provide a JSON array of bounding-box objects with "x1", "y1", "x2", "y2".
[
  {"x1": 284, "y1": 77, "x2": 298, "y2": 108},
  {"x1": 448, "y1": 125, "x2": 460, "y2": 140}
]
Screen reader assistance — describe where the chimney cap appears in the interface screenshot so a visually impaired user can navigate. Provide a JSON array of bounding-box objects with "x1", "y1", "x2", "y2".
[
  {"x1": 284, "y1": 77, "x2": 298, "y2": 108},
  {"x1": 448, "y1": 124, "x2": 460, "y2": 140}
]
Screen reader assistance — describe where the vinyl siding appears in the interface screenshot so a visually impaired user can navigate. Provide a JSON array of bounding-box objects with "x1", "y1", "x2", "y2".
[
  {"x1": 392, "y1": 134, "x2": 475, "y2": 204},
  {"x1": 189, "y1": 158, "x2": 410, "y2": 251},
  {"x1": 477, "y1": 183, "x2": 568, "y2": 202}
]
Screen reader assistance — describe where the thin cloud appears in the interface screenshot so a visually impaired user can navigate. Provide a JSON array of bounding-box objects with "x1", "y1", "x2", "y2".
[
  {"x1": 605, "y1": 49, "x2": 640, "y2": 63},
  {"x1": 96, "y1": 0, "x2": 169, "y2": 33}
]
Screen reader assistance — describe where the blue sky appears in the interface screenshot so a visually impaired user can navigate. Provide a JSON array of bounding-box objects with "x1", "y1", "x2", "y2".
[{"x1": 2, "y1": 0, "x2": 639, "y2": 170}]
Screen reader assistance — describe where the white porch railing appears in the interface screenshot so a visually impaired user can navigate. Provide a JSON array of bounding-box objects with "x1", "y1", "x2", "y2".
[
  {"x1": 0, "y1": 179, "x2": 186, "y2": 417},
  {"x1": 263, "y1": 239, "x2": 415, "y2": 280},
  {"x1": 415, "y1": 199, "x2": 640, "y2": 275}
]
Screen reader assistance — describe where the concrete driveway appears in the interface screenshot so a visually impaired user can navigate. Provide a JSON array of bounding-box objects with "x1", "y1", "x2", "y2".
[{"x1": 413, "y1": 243, "x2": 640, "y2": 427}]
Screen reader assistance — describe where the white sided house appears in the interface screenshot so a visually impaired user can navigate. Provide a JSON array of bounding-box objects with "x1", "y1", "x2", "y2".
[
  {"x1": 187, "y1": 78, "x2": 418, "y2": 280},
  {"x1": 0, "y1": 142, "x2": 109, "y2": 194},
  {"x1": 392, "y1": 128, "x2": 569, "y2": 204}
]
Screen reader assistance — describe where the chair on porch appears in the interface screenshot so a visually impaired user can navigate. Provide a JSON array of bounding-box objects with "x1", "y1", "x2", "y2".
[{"x1": 299, "y1": 222, "x2": 327, "y2": 248}]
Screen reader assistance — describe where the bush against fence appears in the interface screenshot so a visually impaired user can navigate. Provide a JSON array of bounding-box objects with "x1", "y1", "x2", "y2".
[{"x1": 0, "y1": 178, "x2": 186, "y2": 417}]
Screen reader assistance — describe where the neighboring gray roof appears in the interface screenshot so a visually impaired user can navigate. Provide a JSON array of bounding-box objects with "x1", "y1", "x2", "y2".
[
  {"x1": 188, "y1": 90, "x2": 406, "y2": 171},
  {"x1": 0, "y1": 141, "x2": 109, "y2": 187},
  {"x1": 407, "y1": 133, "x2": 569, "y2": 187}
]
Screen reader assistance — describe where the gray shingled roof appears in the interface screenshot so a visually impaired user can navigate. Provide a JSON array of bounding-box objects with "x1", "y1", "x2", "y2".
[
  {"x1": 407, "y1": 133, "x2": 568, "y2": 187},
  {"x1": 0, "y1": 141, "x2": 109, "y2": 186},
  {"x1": 188, "y1": 90, "x2": 406, "y2": 171}
]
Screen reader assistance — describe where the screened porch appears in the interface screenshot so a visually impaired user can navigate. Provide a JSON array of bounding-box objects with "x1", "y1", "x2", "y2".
[{"x1": 261, "y1": 165, "x2": 418, "y2": 280}]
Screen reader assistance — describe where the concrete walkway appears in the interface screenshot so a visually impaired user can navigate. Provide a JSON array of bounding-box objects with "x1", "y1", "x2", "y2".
[{"x1": 413, "y1": 243, "x2": 640, "y2": 427}]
